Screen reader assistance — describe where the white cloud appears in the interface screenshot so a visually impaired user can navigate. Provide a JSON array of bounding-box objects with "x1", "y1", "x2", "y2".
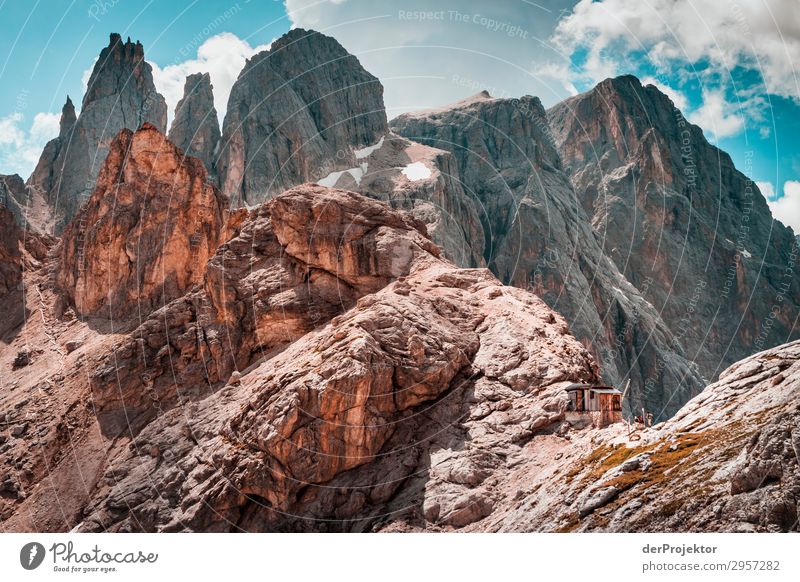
[
  {"x1": 756, "y1": 181, "x2": 776, "y2": 200},
  {"x1": 0, "y1": 111, "x2": 61, "y2": 177},
  {"x1": 553, "y1": 0, "x2": 800, "y2": 138},
  {"x1": 151, "y1": 33, "x2": 272, "y2": 126},
  {"x1": 553, "y1": 0, "x2": 800, "y2": 100},
  {"x1": 768, "y1": 180, "x2": 800, "y2": 233},
  {"x1": 688, "y1": 89, "x2": 744, "y2": 140},
  {"x1": 642, "y1": 77, "x2": 687, "y2": 111},
  {"x1": 539, "y1": 62, "x2": 579, "y2": 97},
  {"x1": 0, "y1": 113, "x2": 26, "y2": 147},
  {"x1": 30, "y1": 112, "x2": 61, "y2": 143}
]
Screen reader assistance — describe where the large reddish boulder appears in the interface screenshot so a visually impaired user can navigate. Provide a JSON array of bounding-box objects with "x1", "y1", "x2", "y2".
[{"x1": 56, "y1": 123, "x2": 226, "y2": 320}]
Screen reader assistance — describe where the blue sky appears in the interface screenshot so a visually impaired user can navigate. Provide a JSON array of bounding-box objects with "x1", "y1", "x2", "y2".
[
  {"x1": 0, "y1": 0, "x2": 286, "y2": 113},
  {"x1": 1, "y1": 0, "x2": 798, "y2": 231}
]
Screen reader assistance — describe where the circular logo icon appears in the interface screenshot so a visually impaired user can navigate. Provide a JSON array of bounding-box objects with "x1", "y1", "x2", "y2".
[{"x1": 20, "y1": 542, "x2": 46, "y2": 570}]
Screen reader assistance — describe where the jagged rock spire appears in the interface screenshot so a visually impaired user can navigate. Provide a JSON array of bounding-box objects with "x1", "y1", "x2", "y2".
[
  {"x1": 27, "y1": 32, "x2": 167, "y2": 232},
  {"x1": 168, "y1": 72, "x2": 220, "y2": 175},
  {"x1": 59, "y1": 95, "x2": 76, "y2": 138}
]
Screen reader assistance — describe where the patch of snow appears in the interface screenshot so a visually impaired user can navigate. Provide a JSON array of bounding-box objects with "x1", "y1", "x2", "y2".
[
  {"x1": 347, "y1": 167, "x2": 364, "y2": 185},
  {"x1": 354, "y1": 136, "x2": 385, "y2": 159},
  {"x1": 318, "y1": 170, "x2": 347, "y2": 187},
  {"x1": 401, "y1": 161, "x2": 432, "y2": 181},
  {"x1": 317, "y1": 166, "x2": 365, "y2": 187},
  {"x1": 741, "y1": 248, "x2": 752, "y2": 259}
]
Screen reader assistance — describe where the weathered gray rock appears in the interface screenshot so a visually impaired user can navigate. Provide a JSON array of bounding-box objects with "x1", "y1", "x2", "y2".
[
  {"x1": 217, "y1": 28, "x2": 388, "y2": 206},
  {"x1": 77, "y1": 250, "x2": 599, "y2": 532},
  {"x1": 548, "y1": 75, "x2": 800, "y2": 392},
  {"x1": 28, "y1": 34, "x2": 167, "y2": 231},
  {"x1": 0, "y1": 198, "x2": 53, "y2": 337},
  {"x1": 5, "y1": 175, "x2": 798, "y2": 533},
  {"x1": 5, "y1": 39, "x2": 799, "y2": 536},
  {"x1": 2, "y1": 172, "x2": 56, "y2": 234},
  {"x1": 578, "y1": 486, "x2": 619, "y2": 517},
  {"x1": 316, "y1": 132, "x2": 485, "y2": 267},
  {"x1": 392, "y1": 91, "x2": 704, "y2": 419},
  {"x1": 216, "y1": 28, "x2": 482, "y2": 267},
  {"x1": 78, "y1": 281, "x2": 800, "y2": 534},
  {"x1": 168, "y1": 72, "x2": 220, "y2": 175}
]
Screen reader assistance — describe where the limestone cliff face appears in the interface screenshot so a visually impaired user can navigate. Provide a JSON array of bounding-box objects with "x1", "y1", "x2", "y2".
[
  {"x1": 55, "y1": 123, "x2": 225, "y2": 321},
  {"x1": 13, "y1": 97, "x2": 76, "y2": 232},
  {"x1": 548, "y1": 75, "x2": 800, "y2": 388},
  {"x1": 392, "y1": 92, "x2": 704, "y2": 419},
  {"x1": 87, "y1": 184, "x2": 442, "y2": 436},
  {"x1": 69, "y1": 185, "x2": 600, "y2": 531},
  {"x1": 168, "y1": 72, "x2": 220, "y2": 175},
  {"x1": 2, "y1": 172, "x2": 56, "y2": 234},
  {"x1": 28, "y1": 34, "x2": 167, "y2": 231},
  {"x1": 0, "y1": 205, "x2": 53, "y2": 337},
  {"x1": 25, "y1": 97, "x2": 75, "y2": 214},
  {"x1": 215, "y1": 28, "x2": 482, "y2": 267},
  {"x1": 4, "y1": 32, "x2": 799, "y2": 535},
  {"x1": 217, "y1": 28, "x2": 388, "y2": 206}
]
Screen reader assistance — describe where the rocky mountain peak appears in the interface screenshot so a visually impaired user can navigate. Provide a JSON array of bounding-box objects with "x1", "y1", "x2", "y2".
[
  {"x1": 395, "y1": 93, "x2": 558, "y2": 171},
  {"x1": 217, "y1": 28, "x2": 388, "y2": 206},
  {"x1": 548, "y1": 75, "x2": 681, "y2": 171},
  {"x1": 83, "y1": 33, "x2": 151, "y2": 107},
  {"x1": 547, "y1": 74, "x2": 800, "y2": 396},
  {"x1": 392, "y1": 89, "x2": 707, "y2": 419},
  {"x1": 59, "y1": 96, "x2": 76, "y2": 137},
  {"x1": 5, "y1": 27, "x2": 799, "y2": 537},
  {"x1": 28, "y1": 33, "x2": 167, "y2": 232},
  {"x1": 168, "y1": 72, "x2": 220, "y2": 174},
  {"x1": 590, "y1": 74, "x2": 674, "y2": 109}
]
